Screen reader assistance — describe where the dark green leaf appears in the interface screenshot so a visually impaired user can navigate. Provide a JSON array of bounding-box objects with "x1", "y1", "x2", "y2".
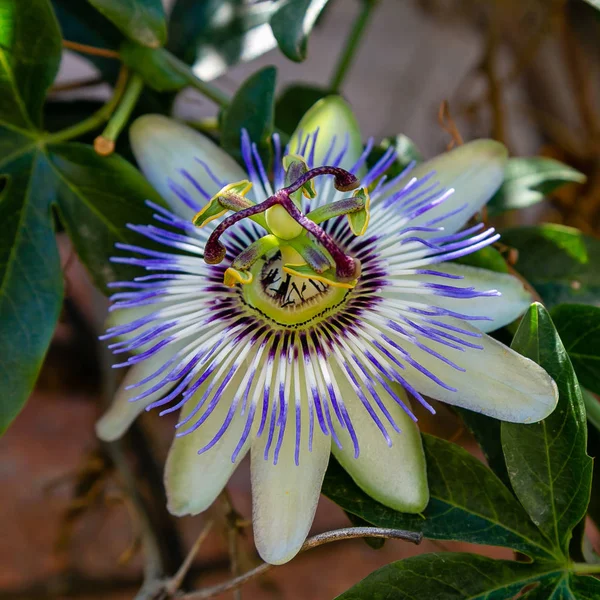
[
  {"x1": 221, "y1": 66, "x2": 276, "y2": 164},
  {"x1": 587, "y1": 425, "x2": 600, "y2": 530},
  {"x1": 502, "y1": 303, "x2": 593, "y2": 558},
  {"x1": 87, "y1": 0, "x2": 166, "y2": 47},
  {"x1": 570, "y1": 575, "x2": 600, "y2": 599},
  {"x1": 0, "y1": 0, "x2": 64, "y2": 435},
  {"x1": 455, "y1": 408, "x2": 511, "y2": 488},
  {"x1": 47, "y1": 143, "x2": 166, "y2": 293},
  {"x1": 501, "y1": 225, "x2": 600, "y2": 307},
  {"x1": 323, "y1": 434, "x2": 555, "y2": 559},
  {"x1": 335, "y1": 553, "x2": 558, "y2": 600},
  {"x1": 120, "y1": 42, "x2": 188, "y2": 92},
  {"x1": 168, "y1": 0, "x2": 278, "y2": 80},
  {"x1": 0, "y1": 0, "x2": 62, "y2": 130},
  {"x1": 0, "y1": 152, "x2": 63, "y2": 434},
  {"x1": 275, "y1": 84, "x2": 329, "y2": 135},
  {"x1": 270, "y1": 0, "x2": 329, "y2": 62},
  {"x1": 488, "y1": 157, "x2": 586, "y2": 215},
  {"x1": 551, "y1": 304, "x2": 600, "y2": 396}
]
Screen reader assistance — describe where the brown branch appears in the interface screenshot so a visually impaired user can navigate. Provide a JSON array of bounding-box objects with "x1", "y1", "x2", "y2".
[
  {"x1": 62, "y1": 40, "x2": 120, "y2": 59},
  {"x1": 180, "y1": 527, "x2": 423, "y2": 600},
  {"x1": 482, "y1": 16, "x2": 507, "y2": 145}
]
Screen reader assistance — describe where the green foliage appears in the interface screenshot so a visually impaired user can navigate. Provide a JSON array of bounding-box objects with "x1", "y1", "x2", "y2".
[
  {"x1": 551, "y1": 304, "x2": 600, "y2": 396},
  {"x1": 0, "y1": 0, "x2": 165, "y2": 434},
  {"x1": 336, "y1": 553, "x2": 599, "y2": 600},
  {"x1": 503, "y1": 304, "x2": 592, "y2": 558},
  {"x1": 270, "y1": 0, "x2": 329, "y2": 62},
  {"x1": 501, "y1": 224, "x2": 600, "y2": 307},
  {"x1": 168, "y1": 0, "x2": 279, "y2": 80},
  {"x1": 87, "y1": 0, "x2": 167, "y2": 48},
  {"x1": 488, "y1": 157, "x2": 586, "y2": 215},
  {"x1": 221, "y1": 67, "x2": 276, "y2": 164},
  {"x1": 120, "y1": 42, "x2": 188, "y2": 92}
]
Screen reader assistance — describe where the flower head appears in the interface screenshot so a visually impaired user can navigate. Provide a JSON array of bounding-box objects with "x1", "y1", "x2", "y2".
[{"x1": 98, "y1": 97, "x2": 558, "y2": 565}]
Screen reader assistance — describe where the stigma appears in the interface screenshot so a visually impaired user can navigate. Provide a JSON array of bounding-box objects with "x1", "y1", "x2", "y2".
[{"x1": 192, "y1": 162, "x2": 371, "y2": 291}]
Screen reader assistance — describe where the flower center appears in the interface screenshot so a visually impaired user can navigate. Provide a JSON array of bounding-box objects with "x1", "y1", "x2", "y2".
[
  {"x1": 241, "y1": 250, "x2": 349, "y2": 328},
  {"x1": 194, "y1": 163, "x2": 372, "y2": 293}
]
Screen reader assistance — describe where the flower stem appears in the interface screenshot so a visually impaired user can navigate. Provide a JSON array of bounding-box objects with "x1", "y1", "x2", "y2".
[
  {"x1": 45, "y1": 66, "x2": 130, "y2": 145},
  {"x1": 94, "y1": 73, "x2": 144, "y2": 156},
  {"x1": 329, "y1": 0, "x2": 378, "y2": 92}
]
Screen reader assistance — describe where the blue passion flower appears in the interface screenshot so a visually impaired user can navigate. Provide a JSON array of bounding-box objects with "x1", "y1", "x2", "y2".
[{"x1": 97, "y1": 97, "x2": 558, "y2": 565}]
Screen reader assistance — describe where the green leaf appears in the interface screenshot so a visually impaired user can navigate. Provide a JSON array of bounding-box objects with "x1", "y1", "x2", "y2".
[
  {"x1": 587, "y1": 425, "x2": 600, "y2": 530},
  {"x1": 221, "y1": 66, "x2": 276, "y2": 164},
  {"x1": 86, "y1": 0, "x2": 166, "y2": 47},
  {"x1": 570, "y1": 575, "x2": 600, "y2": 599},
  {"x1": 501, "y1": 225, "x2": 600, "y2": 307},
  {"x1": 323, "y1": 434, "x2": 555, "y2": 559},
  {"x1": 168, "y1": 0, "x2": 278, "y2": 80},
  {"x1": 47, "y1": 143, "x2": 166, "y2": 293},
  {"x1": 455, "y1": 408, "x2": 511, "y2": 488},
  {"x1": 275, "y1": 84, "x2": 329, "y2": 135},
  {"x1": 0, "y1": 0, "x2": 64, "y2": 435},
  {"x1": 551, "y1": 304, "x2": 600, "y2": 396},
  {"x1": 335, "y1": 553, "x2": 559, "y2": 600},
  {"x1": 502, "y1": 303, "x2": 593, "y2": 558},
  {"x1": 488, "y1": 157, "x2": 586, "y2": 215},
  {"x1": 0, "y1": 152, "x2": 63, "y2": 434},
  {"x1": 120, "y1": 42, "x2": 188, "y2": 92},
  {"x1": 270, "y1": 0, "x2": 329, "y2": 62},
  {"x1": 0, "y1": 0, "x2": 62, "y2": 130}
]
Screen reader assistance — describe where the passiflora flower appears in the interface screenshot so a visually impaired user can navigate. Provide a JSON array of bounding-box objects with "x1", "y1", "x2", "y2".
[{"x1": 98, "y1": 97, "x2": 558, "y2": 565}]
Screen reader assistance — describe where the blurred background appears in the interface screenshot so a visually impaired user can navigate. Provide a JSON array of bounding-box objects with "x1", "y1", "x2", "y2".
[{"x1": 1, "y1": 0, "x2": 599, "y2": 598}]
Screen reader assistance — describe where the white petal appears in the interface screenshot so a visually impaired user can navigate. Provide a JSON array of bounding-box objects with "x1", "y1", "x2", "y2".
[
  {"x1": 332, "y1": 377, "x2": 428, "y2": 513},
  {"x1": 397, "y1": 321, "x2": 558, "y2": 423},
  {"x1": 251, "y1": 415, "x2": 330, "y2": 565},
  {"x1": 289, "y1": 96, "x2": 363, "y2": 172},
  {"x1": 164, "y1": 383, "x2": 251, "y2": 516},
  {"x1": 130, "y1": 115, "x2": 247, "y2": 219},
  {"x1": 96, "y1": 353, "x2": 176, "y2": 441},
  {"x1": 406, "y1": 262, "x2": 532, "y2": 332},
  {"x1": 383, "y1": 140, "x2": 507, "y2": 236}
]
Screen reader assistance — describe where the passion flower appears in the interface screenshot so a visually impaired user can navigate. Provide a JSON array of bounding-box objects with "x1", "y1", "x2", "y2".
[{"x1": 98, "y1": 97, "x2": 557, "y2": 565}]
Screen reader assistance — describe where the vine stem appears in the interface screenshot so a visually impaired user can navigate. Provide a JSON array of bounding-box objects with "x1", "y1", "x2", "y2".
[
  {"x1": 45, "y1": 66, "x2": 130, "y2": 145},
  {"x1": 330, "y1": 0, "x2": 378, "y2": 92},
  {"x1": 62, "y1": 39, "x2": 120, "y2": 59},
  {"x1": 94, "y1": 73, "x2": 144, "y2": 155},
  {"x1": 179, "y1": 527, "x2": 422, "y2": 600},
  {"x1": 572, "y1": 562, "x2": 600, "y2": 575}
]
